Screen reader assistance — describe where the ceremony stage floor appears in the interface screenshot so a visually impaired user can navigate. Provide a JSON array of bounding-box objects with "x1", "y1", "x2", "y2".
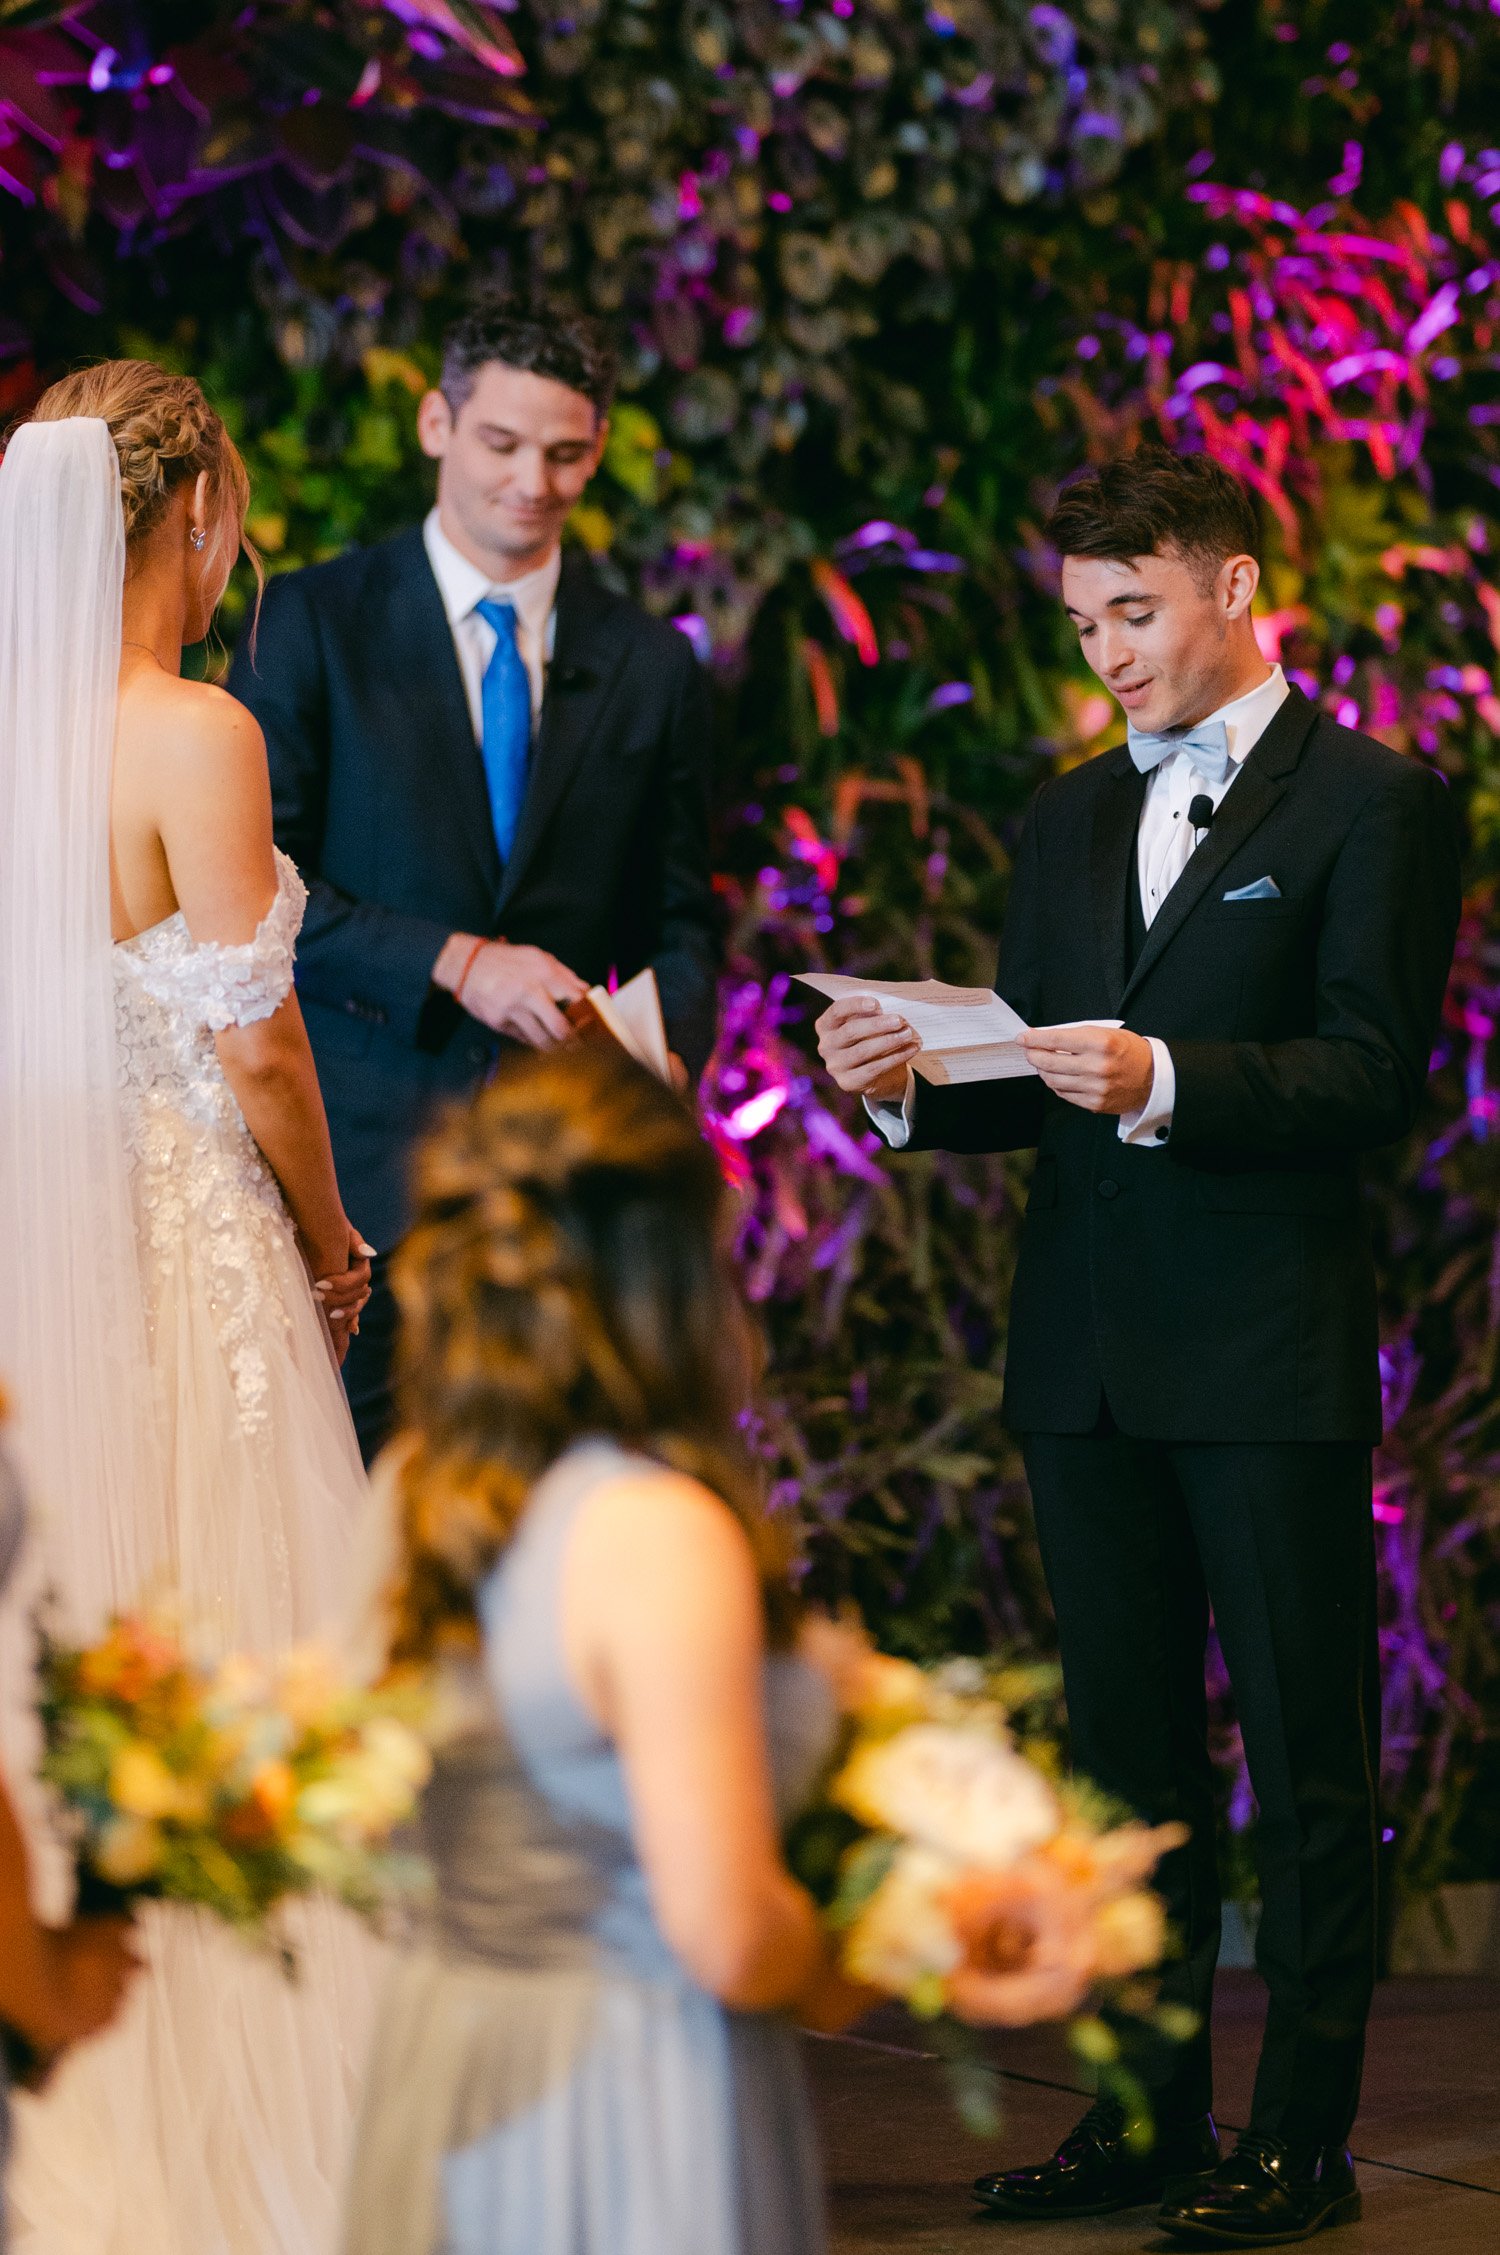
[{"x1": 808, "y1": 1973, "x2": 1500, "y2": 2253}]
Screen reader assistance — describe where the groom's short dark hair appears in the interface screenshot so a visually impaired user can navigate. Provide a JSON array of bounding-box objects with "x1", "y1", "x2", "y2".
[
  {"x1": 440, "y1": 296, "x2": 618, "y2": 419},
  {"x1": 1046, "y1": 448, "x2": 1261, "y2": 587}
]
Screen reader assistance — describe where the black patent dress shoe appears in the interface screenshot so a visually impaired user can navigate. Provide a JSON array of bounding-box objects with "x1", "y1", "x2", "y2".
[
  {"x1": 972, "y1": 2098, "x2": 1219, "y2": 2219},
  {"x1": 1157, "y1": 2134, "x2": 1361, "y2": 2245}
]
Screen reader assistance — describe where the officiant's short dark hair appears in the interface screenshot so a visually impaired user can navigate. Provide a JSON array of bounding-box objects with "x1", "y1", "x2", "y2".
[
  {"x1": 1046, "y1": 448, "x2": 1261, "y2": 586},
  {"x1": 440, "y1": 296, "x2": 618, "y2": 419}
]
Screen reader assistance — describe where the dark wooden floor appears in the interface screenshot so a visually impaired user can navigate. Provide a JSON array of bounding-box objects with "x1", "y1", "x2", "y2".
[{"x1": 806, "y1": 1973, "x2": 1500, "y2": 2253}]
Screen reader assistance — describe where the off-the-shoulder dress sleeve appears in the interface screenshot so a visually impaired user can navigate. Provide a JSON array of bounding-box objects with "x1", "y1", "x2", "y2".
[{"x1": 132, "y1": 849, "x2": 308, "y2": 1031}]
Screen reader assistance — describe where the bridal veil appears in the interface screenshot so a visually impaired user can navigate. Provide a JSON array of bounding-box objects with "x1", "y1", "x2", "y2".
[{"x1": 0, "y1": 416, "x2": 173, "y2": 1635}]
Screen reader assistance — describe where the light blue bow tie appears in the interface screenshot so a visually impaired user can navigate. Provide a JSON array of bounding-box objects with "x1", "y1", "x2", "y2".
[{"x1": 1126, "y1": 718, "x2": 1231, "y2": 789}]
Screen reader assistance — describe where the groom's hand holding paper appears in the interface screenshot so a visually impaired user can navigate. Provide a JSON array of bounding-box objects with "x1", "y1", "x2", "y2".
[
  {"x1": 1020, "y1": 1021, "x2": 1155, "y2": 1116},
  {"x1": 809, "y1": 989, "x2": 924, "y2": 1101},
  {"x1": 803, "y1": 973, "x2": 1132, "y2": 1111}
]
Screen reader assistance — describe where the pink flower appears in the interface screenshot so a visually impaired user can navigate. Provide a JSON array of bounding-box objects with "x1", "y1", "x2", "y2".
[
  {"x1": 944, "y1": 1857, "x2": 1100, "y2": 2027},
  {"x1": 942, "y1": 1821, "x2": 1185, "y2": 2027}
]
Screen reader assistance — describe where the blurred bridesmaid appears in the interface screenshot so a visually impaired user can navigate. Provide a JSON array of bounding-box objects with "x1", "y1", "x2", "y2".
[
  {"x1": 0, "y1": 1405, "x2": 135, "y2": 2250},
  {"x1": 344, "y1": 1042, "x2": 869, "y2": 2255}
]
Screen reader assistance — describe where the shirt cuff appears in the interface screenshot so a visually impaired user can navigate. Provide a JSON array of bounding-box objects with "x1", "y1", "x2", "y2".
[
  {"x1": 864, "y1": 1070, "x2": 916, "y2": 1149},
  {"x1": 1117, "y1": 1037, "x2": 1175, "y2": 1147}
]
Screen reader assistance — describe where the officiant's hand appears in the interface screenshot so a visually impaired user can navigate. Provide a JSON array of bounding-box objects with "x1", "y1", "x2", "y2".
[
  {"x1": 435, "y1": 934, "x2": 588, "y2": 1048},
  {"x1": 1021, "y1": 1024, "x2": 1154, "y2": 1115},
  {"x1": 815, "y1": 996, "x2": 921, "y2": 1101}
]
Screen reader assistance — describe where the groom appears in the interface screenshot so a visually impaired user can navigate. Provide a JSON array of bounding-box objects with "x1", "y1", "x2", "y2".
[
  {"x1": 230, "y1": 298, "x2": 720, "y2": 1460},
  {"x1": 816, "y1": 450, "x2": 1461, "y2": 2246}
]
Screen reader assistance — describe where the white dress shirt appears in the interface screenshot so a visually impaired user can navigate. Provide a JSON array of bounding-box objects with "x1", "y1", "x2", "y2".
[
  {"x1": 422, "y1": 506, "x2": 560, "y2": 737},
  {"x1": 869, "y1": 663, "x2": 1289, "y2": 1151}
]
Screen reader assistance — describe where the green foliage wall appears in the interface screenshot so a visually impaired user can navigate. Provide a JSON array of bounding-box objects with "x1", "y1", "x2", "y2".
[{"x1": 4, "y1": 0, "x2": 1500, "y2": 1895}]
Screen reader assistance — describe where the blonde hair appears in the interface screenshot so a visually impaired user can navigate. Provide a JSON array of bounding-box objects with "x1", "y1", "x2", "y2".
[
  {"x1": 26, "y1": 360, "x2": 258, "y2": 601},
  {"x1": 386, "y1": 1041, "x2": 797, "y2": 1667}
]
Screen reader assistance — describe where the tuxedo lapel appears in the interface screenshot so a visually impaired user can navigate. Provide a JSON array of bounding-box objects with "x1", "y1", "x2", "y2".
[
  {"x1": 1120, "y1": 686, "x2": 1319, "y2": 1009},
  {"x1": 1090, "y1": 751, "x2": 1148, "y2": 1012},
  {"x1": 378, "y1": 530, "x2": 502, "y2": 901},
  {"x1": 499, "y1": 556, "x2": 631, "y2": 911}
]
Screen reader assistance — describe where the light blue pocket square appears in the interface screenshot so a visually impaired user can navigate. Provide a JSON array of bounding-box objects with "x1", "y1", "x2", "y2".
[{"x1": 1223, "y1": 876, "x2": 1281, "y2": 902}]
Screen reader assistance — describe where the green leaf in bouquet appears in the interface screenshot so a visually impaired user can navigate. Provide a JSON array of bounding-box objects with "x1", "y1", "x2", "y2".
[
  {"x1": 1068, "y1": 2014, "x2": 1120, "y2": 2067},
  {"x1": 1154, "y1": 2002, "x2": 1202, "y2": 2045},
  {"x1": 1092, "y1": 2064, "x2": 1154, "y2": 2156},
  {"x1": 927, "y1": 2014, "x2": 1003, "y2": 2137},
  {"x1": 987, "y1": 1660, "x2": 1063, "y2": 1718},
  {"x1": 825, "y1": 1830, "x2": 897, "y2": 1929},
  {"x1": 42, "y1": 1708, "x2": 132, "y2": 1792},
  {"x1": 907, "y1": 1970, "x2": 947, "y2": 2022},
  {"x1": 1056, "y1": 1773, "x2": 1136, "y2": 1833},
  {"x1": 782, "y1": 1801, "x2": 864, "y2": 1908}
]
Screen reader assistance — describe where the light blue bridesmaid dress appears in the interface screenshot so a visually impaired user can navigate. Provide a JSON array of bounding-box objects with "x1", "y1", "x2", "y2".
[{"x1": 342, "y1": 1440, "x2": 834, "y2": 2255}]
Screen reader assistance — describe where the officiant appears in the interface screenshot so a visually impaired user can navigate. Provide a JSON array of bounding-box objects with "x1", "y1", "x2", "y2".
[
  {"x1": 815, "y1": 450, "x2": 1461, "y2": 2249},
  {"x1": 229, "y1": 297, "x2": 720, "y2": 1461}
]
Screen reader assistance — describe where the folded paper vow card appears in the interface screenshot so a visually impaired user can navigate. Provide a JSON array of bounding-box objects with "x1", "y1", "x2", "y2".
[{"x1": 794, "y1": 973, "x2": 1121, "y2": 1087}]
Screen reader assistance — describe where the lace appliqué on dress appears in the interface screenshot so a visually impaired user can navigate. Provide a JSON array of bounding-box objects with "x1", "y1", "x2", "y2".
[
  {"x1": 127, "y1": 848, "x2": 308, "y2": 1030},
  {"x1": 114, "y1": 851, "x2": 312, "y2": 1441}
]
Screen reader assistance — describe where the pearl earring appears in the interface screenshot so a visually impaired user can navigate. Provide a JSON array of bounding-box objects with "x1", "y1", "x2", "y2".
[{"x1": 189, "y1": 525, "x2": 206, "y2": 552}]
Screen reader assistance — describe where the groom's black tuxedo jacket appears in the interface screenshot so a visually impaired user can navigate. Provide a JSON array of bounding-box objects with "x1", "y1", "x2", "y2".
[
  {"x1": 904, "y1": 688, "x2": 1461, "y2": 1443},
  {"x1": 229, "y1": 529, "x2": 720, "y2": 1249}
]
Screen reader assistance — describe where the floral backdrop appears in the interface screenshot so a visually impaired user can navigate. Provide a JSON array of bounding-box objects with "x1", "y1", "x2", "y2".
[{"x1": 3, "y1": 0, "x2": 1499, "y2": 1909}]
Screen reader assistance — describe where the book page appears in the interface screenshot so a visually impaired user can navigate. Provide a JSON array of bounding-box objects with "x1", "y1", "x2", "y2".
[
  {"x1": 608, "y1": 967, "x2": 671, "y2": 1080},
  {"x1": 567, "y1": 969, "x2": 672, "y2": 1086}
]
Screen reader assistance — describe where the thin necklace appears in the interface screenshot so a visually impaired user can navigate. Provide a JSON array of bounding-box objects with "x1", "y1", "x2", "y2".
[{"x1": 121, "y1": 640, "x2": 163, "y2": 658}]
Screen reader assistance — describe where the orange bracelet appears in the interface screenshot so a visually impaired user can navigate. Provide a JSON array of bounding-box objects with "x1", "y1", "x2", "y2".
[{"x1": 452, "y1": 936, "x2": 487, "y2": 1006}]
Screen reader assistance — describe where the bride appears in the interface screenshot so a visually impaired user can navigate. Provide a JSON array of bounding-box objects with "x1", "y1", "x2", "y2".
[{"x1": 0, "y1": 366, "x2": 377, "y2": 2249}]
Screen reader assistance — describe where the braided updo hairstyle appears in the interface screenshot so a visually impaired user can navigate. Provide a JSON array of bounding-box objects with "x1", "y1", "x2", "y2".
[
  {"x1": 386, "y1": 1040, "x2": 796, "y2": 1666},
  {"x1": 26, "y1": 359, "x2": 256, "y2": 596}
]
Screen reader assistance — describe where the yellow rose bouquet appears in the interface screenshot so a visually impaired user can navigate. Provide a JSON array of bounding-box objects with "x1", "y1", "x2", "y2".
[
  {"x1": 787, "y1": 1622, "x2": 1193, "y2": 2130},
  {"x1": 32, "y1": 1612, "x2": 432, "y2": 1939}
]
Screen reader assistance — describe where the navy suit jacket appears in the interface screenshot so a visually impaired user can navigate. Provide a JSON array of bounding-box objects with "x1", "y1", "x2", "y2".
[{"x1": 228, "y1": 529, "x2": 720, "y2": 1248}]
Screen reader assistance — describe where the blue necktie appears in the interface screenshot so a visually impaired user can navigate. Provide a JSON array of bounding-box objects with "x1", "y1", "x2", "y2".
[
  {"x1": 475, "y1": 598, "x2": 531, "y2": 864},
  {"x1": 1126, "y1": 717, "x2": 1232, "y2": 789}
]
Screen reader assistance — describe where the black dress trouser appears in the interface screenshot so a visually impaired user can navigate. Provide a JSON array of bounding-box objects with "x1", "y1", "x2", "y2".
[{"x1": 1021, "y1": 1424, "x2": 1380, "y2": 2147}]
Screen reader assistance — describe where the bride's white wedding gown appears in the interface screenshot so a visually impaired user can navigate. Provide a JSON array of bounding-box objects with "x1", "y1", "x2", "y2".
[{"x1": 4, "y1": 851, "x2": 377, "y2": 2254}]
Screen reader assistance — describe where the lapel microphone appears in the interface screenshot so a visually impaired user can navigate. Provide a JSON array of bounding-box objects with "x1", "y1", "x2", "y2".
[{"x1": 1188, "y1": 792, "x2": 1215, "y2": 842}]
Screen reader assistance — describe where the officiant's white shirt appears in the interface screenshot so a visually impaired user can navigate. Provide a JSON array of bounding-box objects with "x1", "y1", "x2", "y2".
[
  {"x1": 423, "y1": 506, "x2": 560, "y2": 736},
  {"x1": 869, "y1": 663, "x2": 1289, "y2": 1151}
]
